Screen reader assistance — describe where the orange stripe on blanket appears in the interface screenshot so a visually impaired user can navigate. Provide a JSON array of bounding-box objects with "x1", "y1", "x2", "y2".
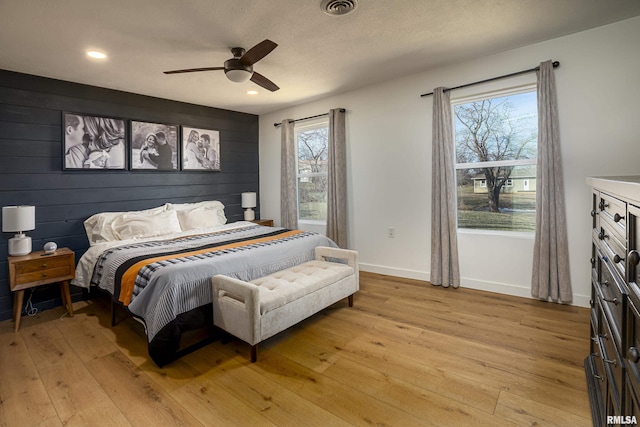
[{"x1": 118, "y1": 230, "x2": 304, "y2": 306}]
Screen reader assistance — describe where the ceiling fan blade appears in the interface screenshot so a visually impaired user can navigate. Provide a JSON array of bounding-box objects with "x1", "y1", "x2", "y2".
[
  {"x1": 164, "y1": 67, "x2": 224, "y2": 74},
  {"x1": 250, "y1": 72, "x2": 280, "y2": 92},
  {"x1": 239, "y1": 40, "x2": 278, "y2": 66}
]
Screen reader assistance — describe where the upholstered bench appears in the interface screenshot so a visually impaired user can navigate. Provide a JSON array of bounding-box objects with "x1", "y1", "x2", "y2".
[{"x1": 212, "y1": 246, "x2": 359, "y2": 362}]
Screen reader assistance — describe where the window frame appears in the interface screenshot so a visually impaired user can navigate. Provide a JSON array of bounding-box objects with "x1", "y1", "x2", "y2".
[
  {"x1": 294, "y1": 119, "x2": 329, "y2": 225},
  {"x1": 451, "y1": 83, "x2": 538, "y2": 235}
]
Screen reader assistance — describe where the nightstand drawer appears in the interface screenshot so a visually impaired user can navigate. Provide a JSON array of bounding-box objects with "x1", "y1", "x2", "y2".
[
  {"x1": 252, "y1": 219, "x2": 274, "y2": 227},
  {"x1": 14, "y1": 255, "x2": 71, "y2": 274},
  {"x1": 15, "y1": 265, "x2": 72, "y2": 286}
]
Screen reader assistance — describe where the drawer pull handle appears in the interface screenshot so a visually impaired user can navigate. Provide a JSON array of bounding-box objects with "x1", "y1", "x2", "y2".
[
  {"x1": 599, "y1": 200, "x2": 609, "y2": 211},
  {"x1": 614, "y1": 254, "x2": 625, "y2": 264},
  {"x1": 629, "y1": 347, "x2": 640, "y2": 363},
  {"x1": 594, "y1": 374, "x2": 604, "y2": 381},
  {"x1": 598, "y1": 230, "x2": 609, "y2": 240},
  {"x1": 603, "y1": 358, "x2": 617, "y2": 366},
  {"x1": 614, "y1": 213, "x2": 625, "y2": 222},
  {"x1": 629, "y1": 250, "x2": 640, "y2": 267},
  {"x1": 591, "y1": 210, "x2": 598, "y2": 218},
  {"x1": 41, "y1": 264, "x2": 47, "y2": 268},
  {"x1": 42, "y1": 273, "x2": 47, "y2": 278},
  {"x1": 602, "y1": 280, "x2": 610, "y2": 286},
  {"x1": 603, "y1": 297, "x2": 618, "y2": 305}
]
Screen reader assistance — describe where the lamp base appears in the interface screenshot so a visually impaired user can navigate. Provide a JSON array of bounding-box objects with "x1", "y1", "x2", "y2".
[
  {"x1": 8, "y1": 233, "x2": 32, "y2": 256},
  {"x1": 244, "y1": 208, "x2": 255, "y2": 221}
]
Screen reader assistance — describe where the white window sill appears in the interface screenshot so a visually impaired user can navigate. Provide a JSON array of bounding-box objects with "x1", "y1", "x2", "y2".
[
  {"x1": 457, "y1": 228, "x2": 535, "y2": 239},
  {"x1": 298, "y1": 219, "x2": 327, "y2": 226}
]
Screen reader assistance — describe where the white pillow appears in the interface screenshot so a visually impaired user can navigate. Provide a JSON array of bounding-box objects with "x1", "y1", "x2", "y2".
[
  {"x1": 110, "y1": 209, "x2": 182, "y2": 241},
  {"x1": 167, "y1": 200, "x2": 227, "y2": 230},
  {"x1": 84, "y1": 205, "x2": 168, "y2": 245},
  {"x1": 176, "y1": 205, "x2": 226, "y2": 230}
]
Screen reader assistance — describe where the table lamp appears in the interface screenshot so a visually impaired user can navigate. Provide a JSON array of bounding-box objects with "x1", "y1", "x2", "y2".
[
  {"x1": 2, "y1": 205, "x2": 36, "y2": 256},
  {"x1": 241, "y1": 192, "x2": 257, "y2": 221}
]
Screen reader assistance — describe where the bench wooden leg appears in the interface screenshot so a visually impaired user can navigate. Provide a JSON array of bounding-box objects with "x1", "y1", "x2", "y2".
[
  {"x1": 251, "y1": 344, "x2": 258, "y2": 363},
  {"x1": 348, "y1": 294, "x2": 354, "y2": 307}
]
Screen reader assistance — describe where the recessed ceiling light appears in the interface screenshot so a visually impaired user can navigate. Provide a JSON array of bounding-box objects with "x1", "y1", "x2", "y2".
[
  {"x1": 86, "y1": 50, "x2": 107, "y2": 59},
  {"x1": 246, "y1": 90, "x2": 259, "y2": 95}
]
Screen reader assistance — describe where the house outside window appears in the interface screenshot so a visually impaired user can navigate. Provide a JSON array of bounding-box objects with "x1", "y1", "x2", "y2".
[
  {"x1": 453, "y1": 86, "x2": 538, "y2": 232},
  {"x1": 296, "y1": 121, "x2": 328, "y2": 222}
]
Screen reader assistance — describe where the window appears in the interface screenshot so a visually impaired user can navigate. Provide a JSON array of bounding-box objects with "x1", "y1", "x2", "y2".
[
  {"x1": 453, "y1": 86, "x2": 537, "y2": 232},
  {"x1": 296, "y1": 122, "x2": 328, "y2": 222}
]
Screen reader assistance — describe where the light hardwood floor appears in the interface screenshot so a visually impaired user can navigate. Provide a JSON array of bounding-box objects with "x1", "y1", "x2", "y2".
[{"x1": 0, "y1": 272, "x2": 591, "y2": 426}]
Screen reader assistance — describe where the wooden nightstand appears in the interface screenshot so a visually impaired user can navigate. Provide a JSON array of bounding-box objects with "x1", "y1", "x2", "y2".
[
  {"x1": 8, "y1": 247, "x2": 75, "y2": 332},
  {"x1": 252, "y1": 219, "x2": 274, "y2": 227}
]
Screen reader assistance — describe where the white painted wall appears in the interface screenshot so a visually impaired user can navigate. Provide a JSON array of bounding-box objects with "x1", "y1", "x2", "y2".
[{"x1": 258, "y1": 16, "x2": 640, "y2": 307}]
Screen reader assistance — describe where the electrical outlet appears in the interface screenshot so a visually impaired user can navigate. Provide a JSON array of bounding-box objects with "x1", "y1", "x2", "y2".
[{"x1": 387, "y1": 227, "x2": 395, "y2": 238}]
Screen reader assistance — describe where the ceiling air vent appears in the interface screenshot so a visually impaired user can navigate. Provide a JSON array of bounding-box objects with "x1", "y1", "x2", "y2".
[{"x1": 320, "y1": 0, "x2": 358, "y2": 16}]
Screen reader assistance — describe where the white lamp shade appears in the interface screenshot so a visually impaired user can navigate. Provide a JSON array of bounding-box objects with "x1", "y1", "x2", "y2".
[
  {"x1": 2, "y1": 205, "x2": 35, "y2": 233},
  {"x1": 241, "y1": 192, "x2": 257, "y2": 208}
]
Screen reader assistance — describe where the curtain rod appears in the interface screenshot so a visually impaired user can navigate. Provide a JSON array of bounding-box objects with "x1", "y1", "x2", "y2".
[
  {"x1": 273, "y1": 108, "x2": 346, "y2": 128},
  {"x1": 420, "y1": 61, "x2": 560, "y2": 97}
]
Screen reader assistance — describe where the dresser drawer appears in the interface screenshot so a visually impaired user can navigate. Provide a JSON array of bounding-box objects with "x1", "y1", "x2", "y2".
[
  {"x1": 599, "y1": 192, "x2": 627, "y2": 232},
  {"x1": 626, "y1": 298, "x2": 640, "y2": 396},
  {"x1": 591, "y1": 335, "x2": 608, "y2": 405},
  {"x1": 625, "y1": 379, "x2": 640, "y2": 423},
  {"x1": 601, "y1": 314, "x2": 624, "y2": 408},
  {"x1": 597, "y1": 252, "x2": 626, "y2": 346},
  {"x1": 629, "y1": 204, "x2": 640, "y2": 289},
  {"x1": 598, "y1": 223, "x2": 627, "y2": 282}
]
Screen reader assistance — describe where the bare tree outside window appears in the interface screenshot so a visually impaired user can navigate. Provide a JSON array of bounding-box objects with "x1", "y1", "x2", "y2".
[
  {"x1": 454, "y1": 89, "x2": 538, "y2": 231},
  {"x1": 296, "y1": 125, "x2": 329, "y2": 221}
]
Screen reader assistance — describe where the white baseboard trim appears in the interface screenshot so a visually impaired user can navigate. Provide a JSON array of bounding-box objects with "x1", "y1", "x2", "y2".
[
  {"x1": 358, "y1": 263, "x2": 590, "y2": 308},
  {"x1": 359, "y1": 263, "x2": 429, "y2": 282}
]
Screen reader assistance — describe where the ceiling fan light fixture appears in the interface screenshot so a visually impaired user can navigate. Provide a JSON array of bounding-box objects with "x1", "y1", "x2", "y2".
[{"x1": 225, "y1": 69, "x2": 252, "y2": 83}]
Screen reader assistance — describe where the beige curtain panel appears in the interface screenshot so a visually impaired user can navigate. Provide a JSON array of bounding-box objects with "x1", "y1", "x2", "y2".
[
  {"x1": 326, "y1": 108, "x2": 348, "y2": 248},
  {"x1": 431, "y1": 87, "x2": 460, "y2": 288},
  {"x1": 531, "y1": 60, "x2": 572, "y2": 302},
  {"x1": 280, "y1": 119, "x2": 298, "y2": 229}
]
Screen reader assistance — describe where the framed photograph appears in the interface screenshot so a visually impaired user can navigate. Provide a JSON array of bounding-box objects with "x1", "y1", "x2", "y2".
[
  {"x1": 181, "y1": 126, "x2": 220, "y2": 171},
  {"x1": 130, "y1": 121, "x2": 179, "y2": 170},
  {"x1": 62, "y1": 112, "x2": 127, "y2": 170}
]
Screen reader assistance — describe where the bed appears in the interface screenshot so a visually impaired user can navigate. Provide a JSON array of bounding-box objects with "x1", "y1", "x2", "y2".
[{"x1": 71, "y1": 201, "x2": 337, "y2": 366}]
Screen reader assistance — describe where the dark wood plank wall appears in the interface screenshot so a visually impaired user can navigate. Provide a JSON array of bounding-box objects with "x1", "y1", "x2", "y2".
[{"x1": 0, "y1": 69, "x2": 260, "y2": 321}]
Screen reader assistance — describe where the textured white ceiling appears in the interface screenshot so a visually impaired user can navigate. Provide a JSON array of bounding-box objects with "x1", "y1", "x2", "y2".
[{"x1": 1, "y1": 0, "x2": 639, "y2": 115}]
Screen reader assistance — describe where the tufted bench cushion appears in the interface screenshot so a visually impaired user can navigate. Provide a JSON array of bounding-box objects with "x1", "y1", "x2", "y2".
[
  {"x1": 251, "y1": 260, "x2": 355, "y2": 314},
  {"x1": 212, "y1": 246, "x2": 359, "y2": 362}
]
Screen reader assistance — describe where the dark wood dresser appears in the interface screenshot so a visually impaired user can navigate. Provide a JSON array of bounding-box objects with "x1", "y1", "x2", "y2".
[{"x1": 586, "y1": 176, "x2": 640, "y2": 426}]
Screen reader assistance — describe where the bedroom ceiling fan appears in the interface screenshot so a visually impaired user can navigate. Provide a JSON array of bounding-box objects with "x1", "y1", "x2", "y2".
[{"x1": 163, "y1": 39, "x2": 280, "y2": 92}]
